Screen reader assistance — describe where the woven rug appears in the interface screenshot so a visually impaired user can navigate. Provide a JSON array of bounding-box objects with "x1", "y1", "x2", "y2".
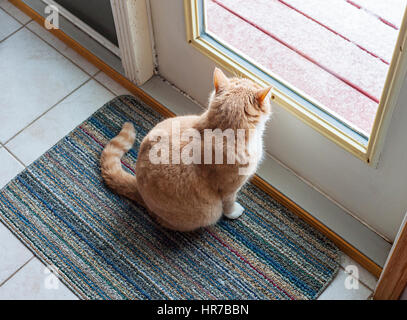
[{"x1": 0, "y1": 95, "x2": 339, "y2": 300}]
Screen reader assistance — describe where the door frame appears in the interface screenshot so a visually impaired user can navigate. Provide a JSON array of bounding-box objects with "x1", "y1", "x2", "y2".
[
  {"x1": 184, "y1": 0, "x2": 407, "y2": 165},
  {"x1": 40, "y1": 0, "x2": 155, "y2": 85},
  {"x1": 374, "y1": 213, "x2": 407, "y2": 299},
  {"x1": 110, "y1": 0, "x2": 154, "y2": 85}
]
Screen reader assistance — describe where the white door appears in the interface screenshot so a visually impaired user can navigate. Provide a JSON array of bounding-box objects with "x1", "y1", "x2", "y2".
[{"x1": 148, "y1": 0, "x2": 407, "y2": 242}]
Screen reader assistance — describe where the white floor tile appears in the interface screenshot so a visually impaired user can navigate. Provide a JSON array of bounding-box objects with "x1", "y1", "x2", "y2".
[
  {"x1": 340, "y1": 254, "x2": 378, "y2": 291},
  {"x1": 318, "y1": 269, "x2": 372, "y2": 300},
  {"x1": 141, "y1": 75, "x2": 204, "y2": 115},
  {"x1": 0, "y1": 222, "x2": 33, "y2": 285},
  {"x1": 0, "y1": 147, "x2": 24, "y2": 188},
  {"x1": 6, "y1": 79, "x2": 114, "y2": 165},
  {"x1": 26, "y1": 21, "x2": 99, "y2": 76},
  {"x1": 0, "y1": 0, "x2": 30, "y2": 24},
  {"x1": 0, "y1": 258, "x2": 78, "y2": 300},
  {"x1": 94, "y1": 72, "x2": 131, "y2": 96},
  {"x1": 0, "y1": 8, "x2": 21, "y2": 41},
  {"x1": 0, "y1": 28, "x2": 89, "y2": 143}
]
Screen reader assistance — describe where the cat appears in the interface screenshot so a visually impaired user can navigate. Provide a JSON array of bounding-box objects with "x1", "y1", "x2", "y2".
[{"x1": 101, "y1": 68, "x2": 272, "y2": 231}]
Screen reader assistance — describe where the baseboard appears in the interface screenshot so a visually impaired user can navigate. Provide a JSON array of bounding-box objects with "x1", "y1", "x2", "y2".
[{"x1": 9, "y1": 0, "x2": 384, "y2": 278}]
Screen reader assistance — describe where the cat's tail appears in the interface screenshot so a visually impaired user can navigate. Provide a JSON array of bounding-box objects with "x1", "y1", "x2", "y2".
[{"x1": 100, "y1": 122, "x2": 145, "y2": 205}]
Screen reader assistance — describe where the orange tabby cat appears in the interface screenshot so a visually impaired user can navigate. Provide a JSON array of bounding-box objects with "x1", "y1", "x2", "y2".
[{"x1": 101, "y1": 68, "x2": 272, "y2": 231}]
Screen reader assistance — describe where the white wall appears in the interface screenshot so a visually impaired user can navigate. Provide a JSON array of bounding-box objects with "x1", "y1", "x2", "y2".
[{"x1": 149, "y1": 0, "x2": 407, "y2": 241}]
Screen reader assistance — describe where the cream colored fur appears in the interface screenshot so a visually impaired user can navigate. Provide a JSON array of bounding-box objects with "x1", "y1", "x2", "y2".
[{"x1": 101, "y1": 68, "x2": 272, "y2": 231}]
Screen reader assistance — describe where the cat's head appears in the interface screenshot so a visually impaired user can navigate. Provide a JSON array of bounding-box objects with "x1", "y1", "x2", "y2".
[{"x1": 208, "y1": 67, "x2": 272, "y2": 128}]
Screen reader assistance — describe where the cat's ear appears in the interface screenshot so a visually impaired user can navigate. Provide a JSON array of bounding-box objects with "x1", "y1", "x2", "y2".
[
  {"x1": 256, "y1": 86, "x2": 272, "y2": 104},
  {"x1": 213, "y1": 67, "x2": 229, "y2": 93}
]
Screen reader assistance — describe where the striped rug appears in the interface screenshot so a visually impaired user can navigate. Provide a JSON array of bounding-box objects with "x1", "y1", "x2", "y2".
[{"x1": 0, "y1": 95, "x2": 339, "y2": 299}]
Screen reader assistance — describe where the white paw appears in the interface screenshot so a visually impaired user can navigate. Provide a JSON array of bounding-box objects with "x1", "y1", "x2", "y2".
[{"x1": 224, "y1": 202, "x2": 244, "y2": 220}]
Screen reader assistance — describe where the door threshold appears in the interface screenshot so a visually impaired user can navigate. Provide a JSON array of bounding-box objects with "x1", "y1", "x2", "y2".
[{"x1": 12, "y1": 0, "x2": 390, "y2": 278}]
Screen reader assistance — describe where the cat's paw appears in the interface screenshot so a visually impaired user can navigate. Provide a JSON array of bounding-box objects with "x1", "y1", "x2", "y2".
[{"x1": 224, "y1": 202, "x2": 244, "y2": 220}]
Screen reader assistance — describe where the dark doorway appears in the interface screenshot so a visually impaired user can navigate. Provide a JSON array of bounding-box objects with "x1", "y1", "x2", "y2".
[{"x1": 54, "y1": 0, "x2": 118, "y2": 46}]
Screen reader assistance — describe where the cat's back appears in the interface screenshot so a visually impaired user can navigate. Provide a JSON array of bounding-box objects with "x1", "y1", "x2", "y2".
[
  {"x1": 146, "y1": 115, "x2": 200, "y2": 137},
  {"x1": 135, "y1": 114, "x2": 206, "y2": 186},
  {"x1": 135, "y1": 114, "x2": 217, "y2": 212}
]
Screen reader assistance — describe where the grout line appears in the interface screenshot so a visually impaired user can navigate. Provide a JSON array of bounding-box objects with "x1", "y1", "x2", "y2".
[
  {"x1": 0, "y1": 5, "x2": 33, "y2": 44},
  {"x1": 1, "y1": 78, "x2": 113, "y2": 169},
  {"x1": 2, "y1": 144, "x2": 27, "y2": 168},
  {"x1": 22, "y1": 21, "x2": 125, "y2": 104},
  {"x1": 87, "y1": 69, "x2": 128, "y2": 97},
  {"x1": 3, "y1": 77, "x2": 93, "y2": 147},
  {"x1": 0, "y1": 144, "x2": 24, "y2": 173},
  {"x1": 24, "y1": 23, "x2": 100, "y2": 77},
  {"x1": 92, "y1": 72, "x2": 126, "y2": 97},
  {"x1": 91, "y1": 70, "x2": 102, "y2": 82},
  {"x1": 93, "y1": 79, "x2": 119, "y2": 97},
  {"x1": 0, "y1": 5, "x2": 32, "y2": 26},
  {"x1": 0, "y1": 256, "x2": 34, "y2": 288},
  {"x1": 0, "y1": 23, "x2": 24, "y2": 44},
  {"x1": 77, "y1": 68, "x2": 122, "y2": 98},
  {"x1": 0, "y1": 11, "x2": 106, "y2": 167},
  {"x1": 0, "y1": 27, "x2": 108, "y2": 166}
]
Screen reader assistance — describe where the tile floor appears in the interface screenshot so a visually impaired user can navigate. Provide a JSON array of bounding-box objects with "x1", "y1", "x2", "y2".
[{"x1": 0, "y1": 1, "x2": 377, "y2": 300}]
